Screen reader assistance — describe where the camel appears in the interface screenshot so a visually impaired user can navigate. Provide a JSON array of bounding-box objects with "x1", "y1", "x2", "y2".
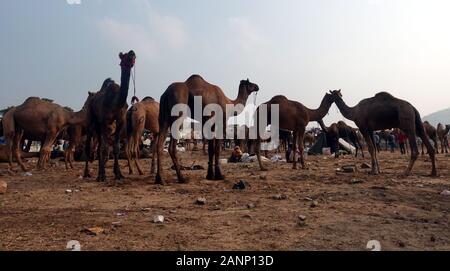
[
  {"x1": 337, "y1": 121, "x2": 365, "y2": 157},
  {"x1": 2, "y1": 97, "x2": 89, "y2": 172},
  {"x1": 125, "y1": 96, "x2": 159, "y2": 175},
  {"x1": 329, "y1": 90, "x2": 437, "y2": 176},
  {"x1": 255, "y1": 92, "x2": 336, "y2": 170},
  {"x1": 317, "y1": 119, "x2": 340, "y2": 158},
  {"x1": 83, "y1": 50, "x2": 136, "y2": 183},
  {"x1": 155, "y1": 75, "x2": 259, "y2": 184},
  {"x1": 421, "y1": 121, "x2": 439, "y2": 155},
  {"x1": 436, "y1": 123, "x2": 450, "y2": 154}
]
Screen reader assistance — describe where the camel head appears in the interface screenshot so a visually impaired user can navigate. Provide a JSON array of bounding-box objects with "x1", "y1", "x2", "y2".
[
  {"x1": 329, "y1": 89, "x2": 342, "y2": 98},
  {"x1": 239, "y1": 78, "x2": 259, "y2": 96},
  {"x1": 119, "y1": 50, "x2": 136, "y2": 68},
  {"x1": 328, "y1": 89, "x2": 343, "y2": 104}
]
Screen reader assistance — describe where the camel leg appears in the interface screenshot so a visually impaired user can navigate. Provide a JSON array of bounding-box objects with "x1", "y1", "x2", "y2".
[
  {"x1": 37, "y1": 132, "x2": 57, "y2": 170},
  {"x1": 96, "y1": 129, "x2": 107, "y2": 182},
  {"x1": 421, "y1": 142, "x2": 425, "y2": 155},
  {"x1": 418, "y1": 134, "x2": 437, "y2": 177},
  {"x1": 150, "y1": 139, "x2": 156, "y2": 174},
  {"x1": 403, "y1": 132, "x2": 419, "y2": 176},
  {"x1": 357, "y1": 138, "x2": 364, "y2": 158},
  {"x1": 255, "y1": 139, "x2": 268, "y2": 171},
  {"x1": 155, "y1": 128, "x2": 168, "y2": 185},
  {"x1": 206, "y1": 139, "x2": 215, "y2": 180},
  {"x1": 203, "y1": 139, "x2": 207, "y2": 155},
  {"x1": 298, "y1": 129, "x2": 307, "y2": 169},
  {"x1": 83, "y1": 133, "x2": 92, "y2": 178},
  {"x1": 133, "y1": 134, "x2": 144, "y2": 175},
  {"x1": 168, "y1": 137, "x2": 187, "y2": 183},
  {"x1": 292, "y1": 131, "x2": 298, "y2": 170},
  {"x1": 13, "y1": 130, "x2": 27, "y2": 172},
  {"x1": 214, "y1": 138, "x2": 225, "y2": 180},
  {"x1": 433, "y1": 139, "x2": 439, "y2": 154},
  {"x1": 112, "y1": 127, "x2": 125, "y2": 183},
  {"x1": 125, "y1": 138, "x2": 134, "y2": 175},
  {"x1": 364, "y1": 131, "x2": 379, "y2": 175},
  {"x1": 5, "y1": 131, "x2": 16, "y2": 172}
]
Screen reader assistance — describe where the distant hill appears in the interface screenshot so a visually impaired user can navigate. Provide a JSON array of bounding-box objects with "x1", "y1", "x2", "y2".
[{"x1": 423, "y1": 107, "x2": 450, "y2": 126}]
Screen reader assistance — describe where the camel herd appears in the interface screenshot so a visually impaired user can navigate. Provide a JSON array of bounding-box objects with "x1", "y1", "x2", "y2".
[{"x1": 0, "y1": 50, "x2": 447, "y2": 185}]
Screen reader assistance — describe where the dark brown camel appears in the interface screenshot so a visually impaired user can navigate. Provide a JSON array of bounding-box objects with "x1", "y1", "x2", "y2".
[
  {"x1": 83, "y1": 50, "x2": 136, "y2": 183},
  {"x1": 330, "y1": 90, "x2": 437, "y2": 176},
  {"x1": 2, "y1": 97, "x2": 89, "y2": 171},
  {"x1": 155, "y1": 75, "x2": 259, "y2": 184},
  {"x1": 337, "y1": 121, "x2": 365, "y2": 157},
  {"x1": 317, "y1": 119, "x2": 340, "y2": 158},
  {"x1": 437, "y1": 123, "x2": 450, "y2": 153},
  {"x1": 126, "y1": 96, "x2": 159, "y2": 175},
  {"x1": 255, "y1": 92, "x2": 335, "y2": 170},
  {"x1": 421, "y1": 121, "x2": 439, "y2": 155}
]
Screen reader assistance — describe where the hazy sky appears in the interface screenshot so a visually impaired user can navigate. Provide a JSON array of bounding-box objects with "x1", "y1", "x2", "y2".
[{"x1": 1, "y1": 0, "x2": 449, "y2": 127}]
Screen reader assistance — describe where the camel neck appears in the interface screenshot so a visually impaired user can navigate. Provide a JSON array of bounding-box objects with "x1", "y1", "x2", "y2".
[
  {"x1": 317, "y1": 119, "x2": 328, "y2": 132},
  {"x1": 116, "y1": 66, "x2": 132, "y2": 107},
  {"x1": 335, "y1": 97, "x2": 355, "y2": 120},
  {"x1": 305, "y1": 94, "x2": 333, "y2": 122},
  {"x1": 67, "y1": 109, "x2": 87, "y2": 126},
  {"x1": 232, "y1": 85, "x2": 249, "y2": 106}
]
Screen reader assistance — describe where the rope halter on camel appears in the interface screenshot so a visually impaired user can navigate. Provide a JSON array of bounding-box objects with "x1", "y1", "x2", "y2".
[{"x1": 131, "y1": 65, "x2": 139, "y2": 104}]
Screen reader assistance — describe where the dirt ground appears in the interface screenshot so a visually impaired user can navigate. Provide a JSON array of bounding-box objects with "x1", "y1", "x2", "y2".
[{"x1": 0, "y1": 148, "x2": 449, "y2": 251}]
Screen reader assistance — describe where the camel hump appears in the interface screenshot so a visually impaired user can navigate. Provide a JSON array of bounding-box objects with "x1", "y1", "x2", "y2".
[
  {"x1": 24, "y1": 97, "x2": 40, "y2": 103},
  {"x1": 101, "y1": 78, "x2": 115, "y2": 90},
  {"x1": 268, "y1": 95, "x2": 289, "y2": 103},
  {"x1": 374, "y1": 92, "x2": 395, "y2": 99},
  {"x1": 142, "y1": 96, "x2": 155, "y2": 101},
  {"x1": 186, "y1": 74, "x2": 205, "y2": 82}
]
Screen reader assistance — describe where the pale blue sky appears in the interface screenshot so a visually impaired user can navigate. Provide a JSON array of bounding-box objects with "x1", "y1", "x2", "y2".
[{"x1": 1, "y1": 0, "x2": 449, "y2": 126}]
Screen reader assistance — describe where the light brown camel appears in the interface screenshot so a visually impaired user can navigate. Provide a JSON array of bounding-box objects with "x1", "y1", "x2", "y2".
[
  {"x1": 155, "y1": 75, "x2": 259, "y2": 184},
  {"x1": 125, "y1": 96, "x2": 159, "y2": 175},
  {"x1": 83, "y1": 50, "x2": 136, "y2": 183},
  {"x1": 421, "y1": 121, "x2": 439, "y2": 155},
  {"x1": 255, "y1": 92, "x2": 335, "y2": 170},
  {"x1": 2, "y1": 97, "x2": 89, "y2": 171},
  {"x1": 329, "y1": 90, "x2": 437, "y2": 176},
  {"x1": 437, "y1": 123, "x2": 450, "y2": 154}
]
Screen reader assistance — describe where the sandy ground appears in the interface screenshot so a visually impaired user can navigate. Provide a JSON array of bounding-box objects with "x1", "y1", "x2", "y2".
[{"x1": 0, "y1": 148, "x2": 449, "y2": 251}]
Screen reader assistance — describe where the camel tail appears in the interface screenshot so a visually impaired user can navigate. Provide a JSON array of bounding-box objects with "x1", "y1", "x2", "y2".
[
  {"x1": 126, "y1": 107, "x2": 134, "y2": 136},
  {"x1": 158, "y1": 93, "x2": 170, "y2": 129},
  {"x1": 414, "y1": 108, "x2": 427, "y2": 139}
]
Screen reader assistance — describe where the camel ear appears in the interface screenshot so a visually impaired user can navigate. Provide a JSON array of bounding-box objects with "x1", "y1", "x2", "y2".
[{"x1": 247, "y1": 78, "x2": 250, "y2": 83}]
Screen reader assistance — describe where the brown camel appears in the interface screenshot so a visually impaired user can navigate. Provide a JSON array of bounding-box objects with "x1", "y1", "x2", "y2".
[
  {"x1": 421, "y1": 121, "x2": 439, "y2": 155},
  {"x1": 337, "y1": 121, "x2": 365, "y2": 157},
  {"x1": 317, "y1": 119, "x2": 340, "y2": 157},
  {"x1": 125, "y1": 96, "x2": 159, "y2": 175},
  {"x1": 83, "y1": 50, "x2": 136, "y2": 183},
  {"x1": 155, "y1": 75, "x2": 259, "y2": 184},
  {"x1": 255, "y1": 92, "x2": 335, "y2": 170},
  {"x1": 437, "y1": 123, "x2": 450, "y2": 153},
  {"x1": 329, "y1": 90, "x2": 437, "y2": 176},
  {"x1": 2, "y1": 97, "x2": 89, "y2": 171}
]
